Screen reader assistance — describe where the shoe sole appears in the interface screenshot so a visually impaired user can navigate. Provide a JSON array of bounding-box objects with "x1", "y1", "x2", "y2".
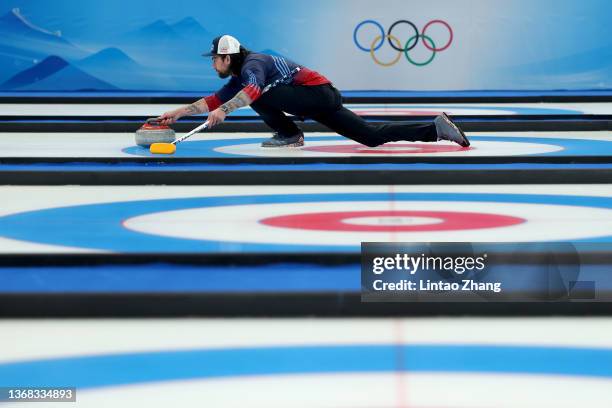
[
  {"x1": 442, "y1": 112, "x2": 470, "y2": 147},
  {"x1": 261, "y1": 138, "x2": 304, "y2": 148}
]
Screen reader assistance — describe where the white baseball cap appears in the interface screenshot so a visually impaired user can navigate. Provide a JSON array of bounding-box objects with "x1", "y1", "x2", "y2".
[{"x1": 203, "y1": 35, "x2": 241, "y2": 56}]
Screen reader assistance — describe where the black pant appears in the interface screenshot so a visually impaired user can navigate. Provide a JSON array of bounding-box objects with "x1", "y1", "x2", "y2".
[{"x1": 250, "y1": 83, "x2": 437, "y2": 147}]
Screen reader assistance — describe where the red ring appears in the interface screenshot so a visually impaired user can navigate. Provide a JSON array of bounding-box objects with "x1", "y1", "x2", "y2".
[
  {"x1": 260, "y1": 210, "x2": 525, "y2": 232},
  {"x1": 422, "y1": 20, "x2": 453, "y2": 52},
  {"x1": 302, "y1": 143, "x2": 467, "y2": 154}
]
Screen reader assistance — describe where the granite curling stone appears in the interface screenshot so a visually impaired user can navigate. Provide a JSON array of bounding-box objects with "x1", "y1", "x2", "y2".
[{"x1": 135, "y1": 118, "x2": 176, "y2": 147}]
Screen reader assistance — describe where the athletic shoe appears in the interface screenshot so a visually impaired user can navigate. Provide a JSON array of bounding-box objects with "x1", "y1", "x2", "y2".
[
  {"x1": 434, "y1": 112, "x2": 470, "y2": 147},
  {"x1": 261, "y1": 131, "x2": 305, "y2": 147}
]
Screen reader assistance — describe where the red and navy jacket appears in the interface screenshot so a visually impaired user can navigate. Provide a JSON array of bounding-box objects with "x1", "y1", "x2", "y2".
[{"x1": 204, "y1": 52, "x2": 330, "y2": 110}]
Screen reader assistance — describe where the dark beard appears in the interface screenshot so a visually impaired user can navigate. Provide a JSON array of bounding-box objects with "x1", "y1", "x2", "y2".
[{"x1": 217, "y1": 71, "x2": 230, "y2": 79}]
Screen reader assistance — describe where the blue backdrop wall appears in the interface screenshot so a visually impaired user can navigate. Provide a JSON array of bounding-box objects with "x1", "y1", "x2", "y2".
[{"x1": 0, "y1": 0, "x2": 611, "y2": 93}]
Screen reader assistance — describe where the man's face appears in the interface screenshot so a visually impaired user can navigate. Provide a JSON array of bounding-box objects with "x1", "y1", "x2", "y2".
[{"x1": 212, "y1": 55, "x2": 231, "y2": 78}]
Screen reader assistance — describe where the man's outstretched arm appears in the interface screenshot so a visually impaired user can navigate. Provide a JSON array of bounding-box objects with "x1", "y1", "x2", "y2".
[
  {"x1": 157, "y1": 98, "x2": 211, "y2": 125},
  {"x1": 207, "y1": 84, "x2": 261, "y2": 127}
]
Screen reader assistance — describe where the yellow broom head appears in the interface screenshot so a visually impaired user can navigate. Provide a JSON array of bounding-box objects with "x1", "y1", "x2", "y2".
[{"x1": 149, "y1": 143, "x2": 176, "y2": 154}]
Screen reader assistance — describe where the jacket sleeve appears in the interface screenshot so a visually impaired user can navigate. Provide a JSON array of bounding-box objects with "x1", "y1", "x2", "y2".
[
  {"x1": 205, "y1": 77, "x2": 242, "y2": 110},
  {"x1": 238, "y1": 62, "x2": 266, "y2": 103}
]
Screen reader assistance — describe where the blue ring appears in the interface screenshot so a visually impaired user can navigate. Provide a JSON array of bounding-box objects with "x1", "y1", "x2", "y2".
[
  {"x1": 123, "y1": 135, "x2": 610, "y2": 158},
  {"x1": 0, "y1": 192, "x2": 611, "y2": 252},
  {"x1": 353, "y1": 20, "x2": 385, "y2": 52},
  {"x1": 2, "y1": 344, "x2": 612, "y2": 389},
  {"x1": 123, "y1": 136, "x2": 341, "y2": 157}
]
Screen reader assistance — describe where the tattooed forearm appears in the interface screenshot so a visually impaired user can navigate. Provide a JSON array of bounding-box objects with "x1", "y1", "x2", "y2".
[
  {"x1": 220, "y1": 90, "x2": 253, "y2": 114},
  {"x1": 185, "y1": 98, "x2": 209, "y2": 115}
]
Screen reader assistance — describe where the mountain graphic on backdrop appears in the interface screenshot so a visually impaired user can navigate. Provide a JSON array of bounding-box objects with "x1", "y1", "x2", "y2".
[
  {"x1": 0, "y1": 10, "x2": 216, "y2": 91},
  {"x1": 74, "y1": 47, "x2": 178, "y2": 90},
  {"x1": 77, "y1": 47, "x2": 140, "y2": 72},
  {"x1": 123, "y1": 19, "x2": 183, "y2": 46},
  {"x1": 0, "y1": 55, "x2": 117, "y2": 90},
  {"x1": 0, "y1": 8, "x2": 85, "y2": 59},
  {"x1": 121, "y1": 17, "x2": 211, "y2": 52},
  {"x1": 0, "y1": 7, "x2": 90, "y2": 84},
  {"x1": 171, "y1": 17, "x2": 210, "y2": 39}
]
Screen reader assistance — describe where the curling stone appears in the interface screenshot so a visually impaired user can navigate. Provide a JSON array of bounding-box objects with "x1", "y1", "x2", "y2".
[{"x1": 135, "y1": 118, "x2": 175, "y2": 147}]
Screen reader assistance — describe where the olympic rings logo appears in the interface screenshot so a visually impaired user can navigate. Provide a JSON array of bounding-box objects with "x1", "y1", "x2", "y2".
[{"x1": 353, "y1": 19, "x2": 453, "y2": 67}]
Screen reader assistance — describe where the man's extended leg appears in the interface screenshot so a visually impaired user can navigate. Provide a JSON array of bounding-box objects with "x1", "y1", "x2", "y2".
[
  {"x1": 312, "y1": 106, "x2": 438, "y2": 147},
  {"x1": 250, "y1": 84, "x2": 467, "y2": 148},
  {"x1": 254, "y1": 84, "x2": 438, "y2": 147}
]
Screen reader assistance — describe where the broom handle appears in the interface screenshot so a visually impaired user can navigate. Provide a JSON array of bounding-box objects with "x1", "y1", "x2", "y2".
[{"x1": 172, "y1": 121, "x2": 209, "y2": 145}]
